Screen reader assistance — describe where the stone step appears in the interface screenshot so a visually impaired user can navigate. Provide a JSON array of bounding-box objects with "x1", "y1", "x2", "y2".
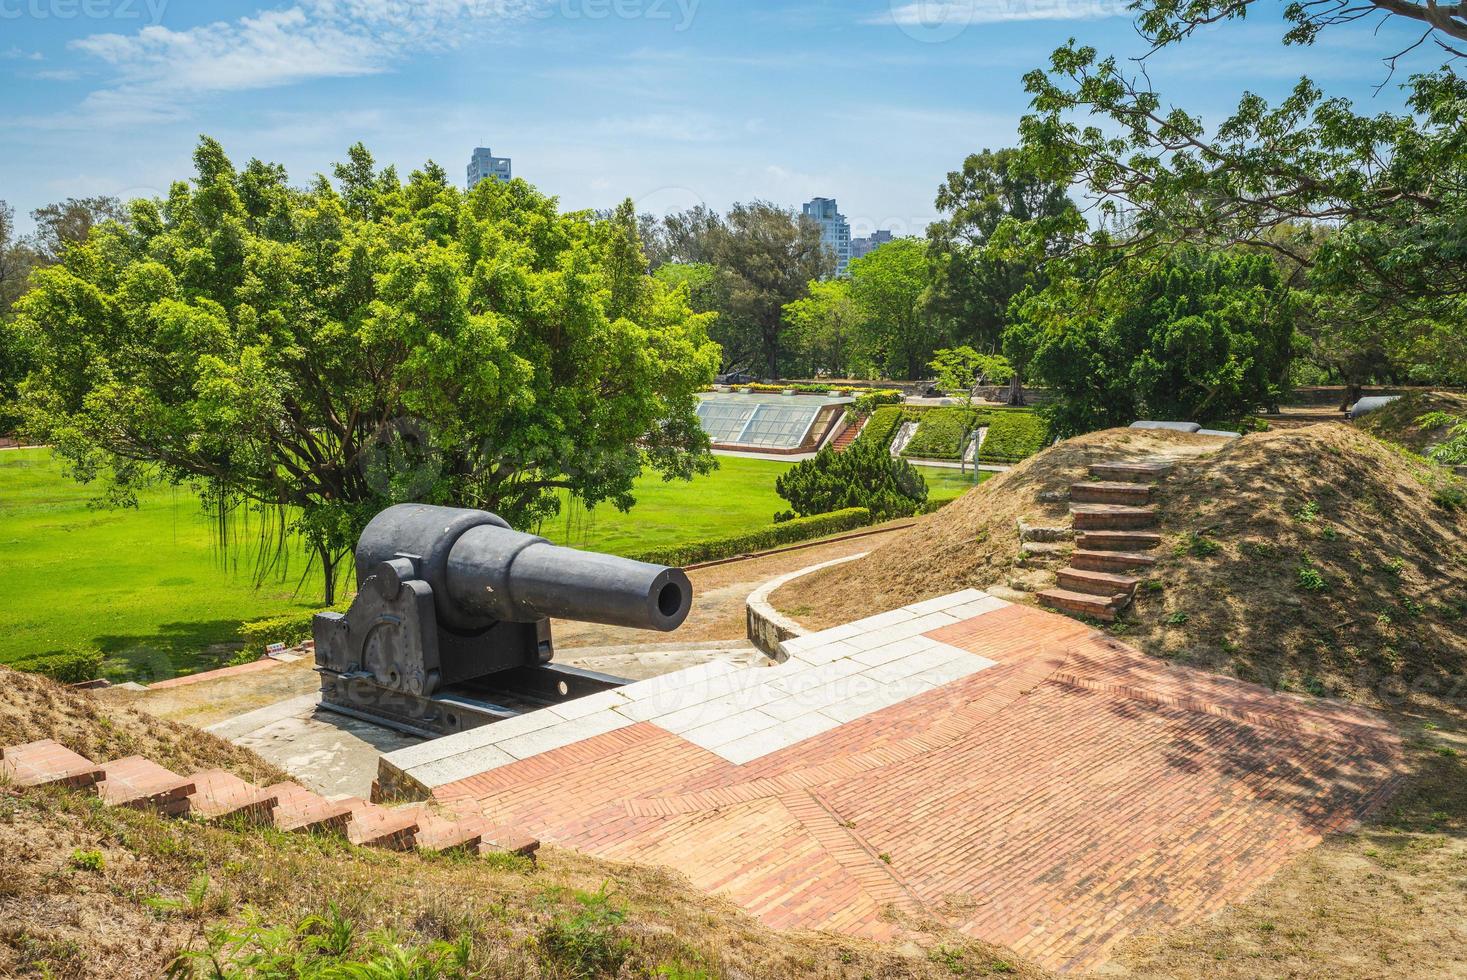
[
  {"x1": 1071, "y1": 549, "x2": 1157, "y2": 573},
  {"x1": 1076, "y1": 531, "x2": 1163, "y2": 552},
  {"x1": 0, "y1": 739, "x2": 105, "y2": 792},
  {"x1": 1037, "y1": 588, "x2": 1126, "y2": 622},
  {"x1": 1018, "y1": 520, "x2": 1074, "y2": 544},
  {"x1": 1071, "y1": 505, "x2": 1158, "y2": 531},
  {"x1": 186, "y1": 769, "x2": 278, "y2": 824},
  {"x1": 339, "y1": 797, "x2": 420, "y2": 850},
  {"x1": 1070, "y1": 481, "x2": 1154, "y2": 505},
  {"x1": 1058, "y1": 567, "x2": 1141, "y2": 598},
  {"x1": 97, "y1": 757, "x2": 195, "y2": 816},
  {"x1": 1019, "y1": 541, "x2": 1071, "y2": 567},
  {"x1": 265, "y1": 781, "x2": 355, "y2": 834},
  {"x1": 1089, "y1": 462, "x2": 1172, "y2": 483}
]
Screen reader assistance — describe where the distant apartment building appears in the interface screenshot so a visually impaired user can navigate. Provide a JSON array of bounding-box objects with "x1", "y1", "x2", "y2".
[
  {"x1": 850, "y1": 229, "x2": 894, "y2": 261},
  {"x1": 467, "y1": 147, "x2": 512, "y2": 189},
  {"x1": 802, "y1": 197, "x2": 852, "y2": 276}
]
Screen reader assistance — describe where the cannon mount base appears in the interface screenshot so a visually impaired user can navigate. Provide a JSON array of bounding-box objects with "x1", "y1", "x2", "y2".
[{"x1": 317, "y1": 663, "x2": 630, "y2": 739}]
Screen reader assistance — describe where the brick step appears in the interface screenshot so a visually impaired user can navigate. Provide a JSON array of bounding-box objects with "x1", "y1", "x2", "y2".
[
  {"x1": 0, "y1": 740, "x2": 105, "y2": 792},
  {"x1": 396, "y1": 805, "x2": 487, "y2": 853},
  {"x1": 97, "y1": 757, "x2": 196, "y2": 816},
  {"x1": 265, "y1": 781, "x2": 355, "y2": 834},
  {"x1": 1076, "y1": 531, "x2": 1162, "y2": 552},
  {"x1": 338, "y1": 797, "x2": 420, "y2": 850},
  {"x1": 480, "y1": 829, "x2": 541, "y2": 858},
  {"x1": 1058, "y1": 567, "x2": 1141, "y2": 598},
  {"x1": 187, "y1": 769, "x2": 278, "y2": 824},
  {"x1": 1037, "y1": 588, "x2": 1127, "y2": 622},
  {"x1": 1071, "y1": 549, "x2": 1157, "y2": 573},
  {"x1": 1070, "y1": 481, "x2": 1154, "y2": 505},
  {"x1": 1089, "y1": 462, "x2": 1172, "y2": 483},
  {"x1": 1071, "y1": 505, "x2": 1158, "y2": 531},
  {"x1": 830, "y1": 419, "x2": 864, "y2": 452}
]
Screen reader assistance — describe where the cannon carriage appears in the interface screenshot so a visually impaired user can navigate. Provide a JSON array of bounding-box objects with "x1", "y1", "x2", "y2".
[{"x1": 314, "y1": 504, "x2": 693, "y2": 736}]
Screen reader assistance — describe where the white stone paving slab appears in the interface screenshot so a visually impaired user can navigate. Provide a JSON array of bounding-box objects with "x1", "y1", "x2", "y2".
[{"x1": 385, "y1": 588, "x2": 1014, "y2": 787}]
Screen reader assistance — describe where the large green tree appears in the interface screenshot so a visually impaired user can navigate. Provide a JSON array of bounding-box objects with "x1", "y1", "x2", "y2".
[
  {"x1": 704, "y1": 202, "x2": 830, "y2": 379},
  {"x1": 1008, "y1": 248, "x2": 1299, "y2": 434},
  {"x1": 848, "y1": 238, "x2": 941, "y2": 380},
  {"x1": 781, "y1": 278, "x2": 864, "y2": 378},
  {"x1": 926, "y1": 148, "x2": 1080, "y2": 354},
  {"x1": 15, "y1": 138, "x2": 721, "y2": 602},
  {"x1": 1019, "y1": 13, "x2": 1467, "y2": 389}
]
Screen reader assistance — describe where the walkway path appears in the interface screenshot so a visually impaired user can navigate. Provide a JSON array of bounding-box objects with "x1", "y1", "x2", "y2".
[{"x1": 390, "y1": 591, "x2": 1403, "y2": 973}]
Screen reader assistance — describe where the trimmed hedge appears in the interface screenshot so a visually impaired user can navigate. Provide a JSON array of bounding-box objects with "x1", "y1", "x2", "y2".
[
  {"x1": 979, "y1": 411, "x2": 1052, "y2": 463},
  {"x1": 627, "y1": 508, "x2": 873, "y2": 567},
  {"x1": 238, "y1": 606, "x2": 346, "y2": 656},
  {"x1": 10, "y1": 647, "x2": 105, "y2": 684},
  {"x1": 855, "y1": 406, "x2": 906, "y2": 450},
  {"x1": 900, "y1": 407, "x2": 976, "y2": 460}
]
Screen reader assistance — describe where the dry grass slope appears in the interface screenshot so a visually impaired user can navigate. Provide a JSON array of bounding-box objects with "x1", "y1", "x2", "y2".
[
  {"x1": 778, "y1": 425, "x2": 1467, "y2": 708},
  {"x1": 1354, "y1": 390, "x2": 1467, "y2": 454},
  {"x1": 0, "y1": 670, "x2": 1043, "y2": 979}
]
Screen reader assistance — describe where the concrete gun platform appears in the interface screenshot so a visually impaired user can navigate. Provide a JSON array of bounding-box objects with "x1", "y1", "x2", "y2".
[{"x1": 380, "y1": 591, "x2": 1404, "y2": 973}]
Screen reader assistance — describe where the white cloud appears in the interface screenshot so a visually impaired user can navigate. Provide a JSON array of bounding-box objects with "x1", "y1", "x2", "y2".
[
  {"x1": 64, "y1": 0, "x2": 544, "y2": 124},
  {"x1": 873, "y1": 0, "x2": 1127, "y2": 29},
  {"x1": 3, "y1": 47, "x2": 44, "y2": 61}
]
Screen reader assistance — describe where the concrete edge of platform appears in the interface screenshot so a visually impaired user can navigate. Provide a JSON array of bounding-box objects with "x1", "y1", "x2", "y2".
[{"x1": 745, "y1": 552, "x2": 867, "y2": 659}]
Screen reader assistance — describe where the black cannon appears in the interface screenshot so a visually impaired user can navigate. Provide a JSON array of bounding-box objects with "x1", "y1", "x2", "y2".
[{"x1": 314, "y1": 504, "x2": 693, "y2": 736}]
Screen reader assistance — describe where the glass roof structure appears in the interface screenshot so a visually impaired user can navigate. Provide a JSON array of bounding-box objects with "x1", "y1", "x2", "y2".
[{"x1": 695, "y1": 393, "x2": 853, "y2": 450}]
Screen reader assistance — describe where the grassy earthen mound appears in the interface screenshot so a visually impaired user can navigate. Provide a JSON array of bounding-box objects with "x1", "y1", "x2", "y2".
[
  {"x1": 1353, "y1": 390, "x2": 1467, "y2": 454},
  {"x1": 0, "y1": 666, "x2": 285, "y2": 785},
  {"x1": 776, "y1": 424, "x2": 1467, "y2": 706}
]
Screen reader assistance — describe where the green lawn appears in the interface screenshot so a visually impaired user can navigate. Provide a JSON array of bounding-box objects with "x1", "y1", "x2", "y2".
[{"x1": 0, "y1": 449, "x2": 987, "y2": 681}]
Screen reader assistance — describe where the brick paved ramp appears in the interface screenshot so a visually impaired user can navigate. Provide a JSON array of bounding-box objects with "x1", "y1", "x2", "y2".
[{"x1": 383, "y1": 591, "x2": 1404, "y2": 973}]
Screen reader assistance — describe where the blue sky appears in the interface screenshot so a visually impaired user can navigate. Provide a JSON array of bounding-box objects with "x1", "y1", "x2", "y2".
[{"x1": 0, "y1": 0, "x2": 1441, "y2": 236}]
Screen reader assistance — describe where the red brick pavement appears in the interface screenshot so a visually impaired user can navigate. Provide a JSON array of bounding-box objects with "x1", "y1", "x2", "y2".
[{"x1": 432, "y1": 603, "x2": 1403, "y2": 972}]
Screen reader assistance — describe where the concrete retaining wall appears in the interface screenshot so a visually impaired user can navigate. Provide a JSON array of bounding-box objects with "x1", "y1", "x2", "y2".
[{"x1": 744, "y1": 553, "x2": 866, "y2": 659}]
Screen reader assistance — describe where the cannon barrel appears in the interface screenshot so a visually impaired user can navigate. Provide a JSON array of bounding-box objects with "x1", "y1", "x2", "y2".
[{"x1": 354, "y1": 503, "x2": 692, "y2": 634}]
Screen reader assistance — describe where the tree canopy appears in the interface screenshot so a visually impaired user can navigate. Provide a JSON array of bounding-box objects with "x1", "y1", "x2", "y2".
[
  {"x1": 14, "y1": 138, "x2": 720, "y2": 602},
  {"x1": 1008, "y1": 248, "x2": 1299, "y2": 434}
]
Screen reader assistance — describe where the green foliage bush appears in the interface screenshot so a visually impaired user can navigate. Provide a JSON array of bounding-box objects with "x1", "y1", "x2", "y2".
[
  {"x1": 900, "y1": 407, "x2": 977, "y2": 460},
  {"x1": 10, "y1": 647, "x2": 104, "y2": 684},
  {"x1": 978, "y1": 411, "x2": 1052, "y2": 463},
  {"x1": 237, "y1": 608, "x2": 342, "y2": 656},
  {"x1": 777, "y1": 441, "x2": 929, "y2": 521},
  {"x1": 535, "y1": 884, "x2": 632, "y2": 979},
  {"x1": 173, "y1": 905, "x2": 473, "y2": 978},
  {"x1": 855, "y1": 406, "x2": 906, "y2": 450},
  {"x1": 628, "y1": 508, "x2": 873, "y2": 567},
  {"x1": 850, "y1": 389, "x2": 904, "y2": 416}
]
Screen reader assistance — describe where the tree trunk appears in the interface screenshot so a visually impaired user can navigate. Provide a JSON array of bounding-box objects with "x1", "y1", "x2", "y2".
[
  {"x1": 319, "y1": 542, "x2": 338, "y2": 606},
  {"x1": 1007, "y1": 372, "x2": 1026, "y2": 407},
  {"x1": 1338, "y1": 383, "x2": 1363, "y2": 412}
]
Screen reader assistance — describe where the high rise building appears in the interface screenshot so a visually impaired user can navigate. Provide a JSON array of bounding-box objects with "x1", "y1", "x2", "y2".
[
  {"x1": 850, "y1": 229, "x2": 894, "y2": 261},
  {"x1": 802, "y1": 197, "x2": 852, "y2": 276},
  {"x1": 467, "y1": 147, "x2": 512, "y2": 189}
]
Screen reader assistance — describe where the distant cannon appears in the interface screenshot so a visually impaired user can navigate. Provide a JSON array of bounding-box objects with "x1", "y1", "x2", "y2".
[{"x1": 314, "y1": 504, "x2": 693, "y2": 736}]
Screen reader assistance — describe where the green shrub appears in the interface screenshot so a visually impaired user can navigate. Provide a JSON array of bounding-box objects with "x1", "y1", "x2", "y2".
[
  {"x1": 627, "y1": 508, "x2": 873, "y2": 567},
  {"x1": 11, "y1": 647, "x2": 105, "y2": 684},
  {"x1": 901, "y1": 407, "x2": 977, "y2": 460},
  {"x1": 778, "y1": 441, "x2": 929, "y2": 521},
  {"x1": 854, "y1": 405, "x2": 906, "y2": 450},
  {"x1": 978, "y1": 411, "x2": 1051, "y2": 463},
  {"x1": 851, "y1": 388, "x2": 903, "y2": 416},
  {"x1": 69, "y1": 849, "x2": 105, "y2": 872},
  {"x1": 536, "y1": 884, "x2": 631, "y2": 979},
  {"x1": 237, "y1": 613, "x2": 318, "y2": 656}
]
